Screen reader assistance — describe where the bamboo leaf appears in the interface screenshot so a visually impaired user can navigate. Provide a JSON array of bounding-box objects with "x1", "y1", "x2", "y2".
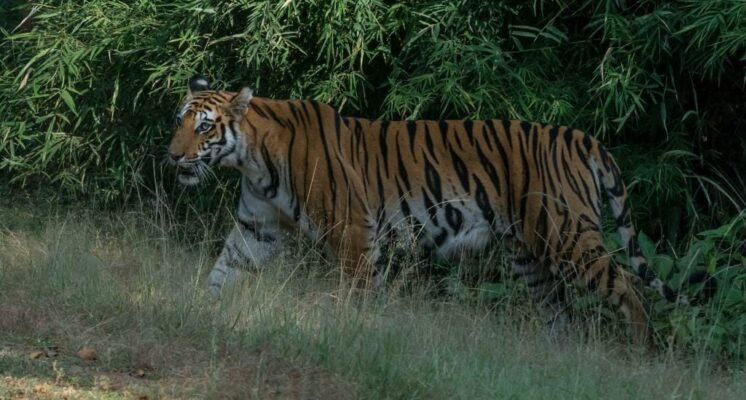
[{"x1": 59, "y1": 89, "x2": 77, "y2": 115}]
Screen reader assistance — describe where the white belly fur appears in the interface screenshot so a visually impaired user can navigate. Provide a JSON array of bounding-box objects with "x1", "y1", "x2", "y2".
[{"x1": 385, "y1": 198, "x2": 513, "y2": 260}]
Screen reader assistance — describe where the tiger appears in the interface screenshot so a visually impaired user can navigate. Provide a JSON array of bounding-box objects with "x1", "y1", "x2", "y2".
[{"x1": 168, "y1": 74, "x2": 709, "y2": 344}]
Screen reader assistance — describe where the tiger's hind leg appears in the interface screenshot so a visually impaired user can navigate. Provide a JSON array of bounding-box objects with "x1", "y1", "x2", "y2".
[
  {"x1": 558, "y1": 231, "x2": 648, "y2": 344},
  {"x1": 511, "y1": 245, "x2": 571, "y2": 339}
]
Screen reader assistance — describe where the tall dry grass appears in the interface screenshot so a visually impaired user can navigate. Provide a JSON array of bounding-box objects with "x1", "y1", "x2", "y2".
[{"x1": 1, "y1": 201, "x2": 744, "y2": 399}]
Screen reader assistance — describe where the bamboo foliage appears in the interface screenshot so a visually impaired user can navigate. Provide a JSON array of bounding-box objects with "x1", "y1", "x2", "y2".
[{"x1": 0, "y1": 0, "x2": 743, "y2": 213}]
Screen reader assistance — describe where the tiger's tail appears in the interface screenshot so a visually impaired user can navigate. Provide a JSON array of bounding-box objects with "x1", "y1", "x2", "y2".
[{"x1": 592, "y1": 143, "x2": 716, "y2": 305}]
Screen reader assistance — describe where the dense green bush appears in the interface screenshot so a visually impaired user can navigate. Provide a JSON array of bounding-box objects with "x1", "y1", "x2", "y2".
[
  {"x1": 2, "y1": 1, "x2": 744, "y2": 212},
  {"x1": 1, "y1": 0, "x2": 744, "y2": 358},
  {"x1": 647, "y1": 212, "x2": 746, "y2": 358}
]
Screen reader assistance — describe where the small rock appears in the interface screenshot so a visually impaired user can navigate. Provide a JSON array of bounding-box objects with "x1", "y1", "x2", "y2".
[
  {"x1": 77, "y1": 347, "x2": 97, "y2": 361},
  {"x1": 30, "y1": 350, "x2": 47, "y2": 359}
]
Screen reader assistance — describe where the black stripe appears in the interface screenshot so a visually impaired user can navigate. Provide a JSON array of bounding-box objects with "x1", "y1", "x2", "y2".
[
  {"x1": 332, "y1": 113, "x2": 353, "y2": 222},
  {"x1": 463, "y1": 119, "x2": 474, "y2": 146},
  {"x1": 260, "y1": 140, "x2": 279, "y2": 198},
  {"x1": 287, "y1": 101, "x2": 302, "y2": 127},
  {"x1": 354, "y1": 120, "x2": 364, "y2": 166},
  {"x1": 310, "y1": 101, "x2": 337, "y2": 228},
  {"x1": 376, "y1": 160, "x2": 386, "y2": 213},
  {"x1": 564, "y1": 128, "x2": 574, "y2": 149},
  {"x1": 536, "y1": 148, "x2": 554, "y2": 259},
  {"x1": 540, "y1": 143, "x2": 558, "y2": 205},
  {"x1": 473, "y1": 174, "x2": 496, "y2": 228},
  {"x1": 298, "y1": 102, "x2": 312, "y2": 201},
  {"x1": 536, "y1": 197, "x2": 549, "y2": 254},
  {"x1": 450, "y1": 146, "x2": 470, "y2": 192},
  {"x1": 251, "y1": 103, "x2": 269, "y2": 119},
  {"x1": 494, "y1": 120, "x2": 515, "y2": 229},
  {"x1": 361, "y1": 124, "x2": 370, "y2": 188},
  {"x1": 424, "y1": 158, "x2": 442, "y2": 203},
  {"x1": 603, "y1": 150, "x2": 625, "y2": 197},
  {"x1": 628, "y1": 237, "x2": 643, "y2": 258},
  {"x1": 262, "y1": 104, "x2": 288, "y2": 128},
  {"x1": 439, "y1": 120, "x2": 449, "y2": 150},
  {"x1": 242, "y1": 220, "x2": 276, "y2": 243},
  {"x1": 399, "y1": 194, "x2": 412, "y2": 219},
  {"x1": 434, "y1": 228, "x2": 449, "y2": 246},
  {"x1": 561, "y1": 157, "x2": 584, "y2": 199},
  {"x1": 287, "y1": 116, "x2": 298, "y2": 215},
  {"x1": 582, "y1": 134, "x2": 592, "y2": 153},
  {"x1": 380, "y1": 120, "x2": 391, "y2": 177},
  {"x1": 298, "y1": 100, "x2": 312, "y2": 127},
  {"x1": 574, "y1": 140, "x2": 591, "y2": 170},
  {"x1": 406, "y1": 120, "x2": 418, "y2": 160},
  {"x1": 424, "y1": 124, "x2": 437, "y2": 162},
  {"x1": 347, "y1": 118, "x2": 356, "y2": 166},
  {"x1": 520, "y1": 121, "x2": 532, "y2": 137},
  {"x1": 396, "y1": 143, "x2": 411, "y2": 192},
  {"x1": 549, "y1": 126, "x2": 559, "y2": 143},
  {"x1": 422, "y1": 188, "x2": 439, "y2": 226},
  {"x1": 517, "y1": 126, "x2": 531, "y2": 222},
  {"x1": 445, "y1": 204, "x2": 463, "y2": 233},
  {"x1": 481, "y1": 124, "x2": 494, "y2": 152},
  {"x1": 476, "y1": 144, "x2": 501, "y2": 196}
]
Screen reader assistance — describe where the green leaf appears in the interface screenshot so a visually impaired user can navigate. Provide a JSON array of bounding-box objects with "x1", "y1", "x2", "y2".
[
  {"x1": 59, "y1": 89, "x2": 77, "y2": 115},
  {"x1": 637, "y1": 231, "x2": 657, "y2": 260},
  {"x1": 652, "y1": 254, "x2": 674, "y2": 278}
]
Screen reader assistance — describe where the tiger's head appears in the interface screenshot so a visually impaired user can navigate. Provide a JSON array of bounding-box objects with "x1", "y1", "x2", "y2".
[{"x1": 168, "y1": 75, "x2": 253, "y2": 186}]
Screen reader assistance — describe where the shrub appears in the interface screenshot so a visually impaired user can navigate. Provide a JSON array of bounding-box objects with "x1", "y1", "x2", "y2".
[{"x1": 1, "y1": 1, "x2": 743, "y2": 211}]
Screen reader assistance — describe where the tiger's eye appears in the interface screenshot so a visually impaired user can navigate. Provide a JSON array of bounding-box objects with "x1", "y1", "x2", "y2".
[{"x1": 198, "y1": 122, "x2": 212, "y2": 132}]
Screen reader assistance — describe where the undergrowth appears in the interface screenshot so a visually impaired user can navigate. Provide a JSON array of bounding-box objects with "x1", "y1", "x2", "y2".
[{"x1": 0, "y1": 197, "x2": 744, "y2": 399}]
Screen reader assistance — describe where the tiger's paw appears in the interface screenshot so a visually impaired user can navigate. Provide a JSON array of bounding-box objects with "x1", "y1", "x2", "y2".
[
  {"x1": 206, "y1": 264, "x2": 241, "y2": 299},
  {"x1": 208, "y1": 282, "x2": 224, "y2": 299}
]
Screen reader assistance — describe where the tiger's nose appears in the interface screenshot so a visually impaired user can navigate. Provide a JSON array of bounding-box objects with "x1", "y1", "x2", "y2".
[{"x1": 169, "y1": 152, "x2": 183, "y2": 162}]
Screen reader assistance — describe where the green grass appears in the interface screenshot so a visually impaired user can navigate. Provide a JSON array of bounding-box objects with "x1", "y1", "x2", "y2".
[{"x1": 0, "y1": 203, "x2": 744, "y2": 399}]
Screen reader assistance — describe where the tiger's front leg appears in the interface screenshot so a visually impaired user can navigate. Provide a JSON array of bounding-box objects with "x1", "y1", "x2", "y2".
[
  {"x1": 208, "y1": 220, "x2": 285, "y2": 297},
  {"x1": 208, "y1": 178, "x2": 288, "y2": 297}
]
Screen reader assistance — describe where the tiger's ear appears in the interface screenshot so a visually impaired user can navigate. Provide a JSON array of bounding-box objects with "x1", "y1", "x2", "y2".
[
  {"x1": 228, "y1": 87, "x2": 253, "y2": 120},
  {"x1": 186, "y1": 74, "x2": 211, "y2": 99}
]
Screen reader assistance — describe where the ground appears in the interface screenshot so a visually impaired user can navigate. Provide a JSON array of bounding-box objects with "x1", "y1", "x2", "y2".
[{"x1": 0, "y1": 203, "x2": 743, "y2": 399}]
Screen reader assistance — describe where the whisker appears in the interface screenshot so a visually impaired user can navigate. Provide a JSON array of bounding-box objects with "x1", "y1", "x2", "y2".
[
  {"x1": 197, "y1": 162, "x2": 211, "y2": 182},
  {"x1": 205, "y1": 164, "x2": 219, "y2": 181}
]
